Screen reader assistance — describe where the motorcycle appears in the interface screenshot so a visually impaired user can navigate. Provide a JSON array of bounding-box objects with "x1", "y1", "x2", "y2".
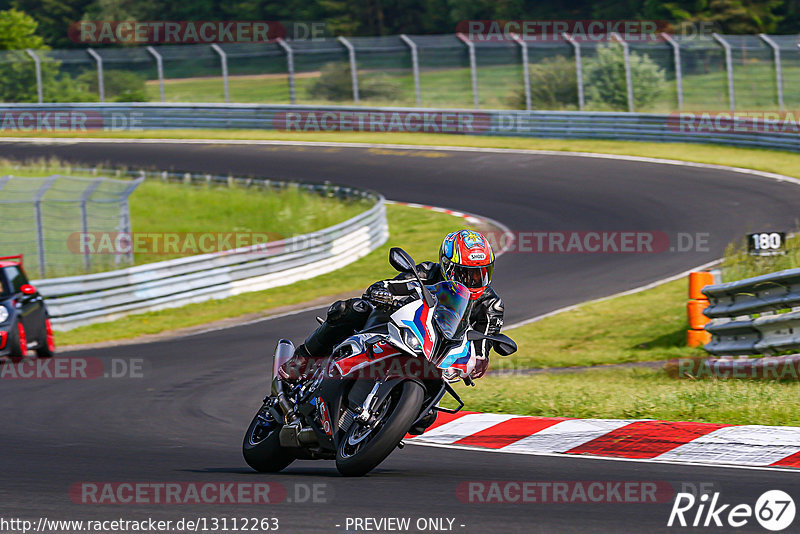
[{"x1": 242, "y1": 247, "x2": 517, "y2": 477}]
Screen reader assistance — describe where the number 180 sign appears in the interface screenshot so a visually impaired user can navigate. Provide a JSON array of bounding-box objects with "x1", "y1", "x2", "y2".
[{"x1": 748, "y1": 232, "x2": 786, "y2": 256}]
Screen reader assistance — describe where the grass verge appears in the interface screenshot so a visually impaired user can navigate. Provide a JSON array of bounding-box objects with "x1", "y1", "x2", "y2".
[
  {"x1": 499, "y1": 278, "x2": 703, "y2": 368},
  {"x1": 439, "y1": 269, "x2": 800, "y2": 426},
  {"x1": 54, "y1": 204, "x2": 482, "y2": 345},
  {"x1": 444, "y1": 368, "x2": 800, "y2": 426}
]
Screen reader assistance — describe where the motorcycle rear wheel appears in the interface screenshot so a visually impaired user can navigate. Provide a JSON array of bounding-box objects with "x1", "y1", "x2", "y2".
[
  {"x1": 242, "y1": 406, "x2": 294, "y2": 473},
  {"x1": 336, "y1": 381, "x2": 424, "y2": 477}
]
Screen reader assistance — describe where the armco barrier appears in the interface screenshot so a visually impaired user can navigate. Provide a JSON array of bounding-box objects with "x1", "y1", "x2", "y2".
[
  {"x1": 702, "y1": 268, "x2": 800, "y2": 356},
  {"x1": 31, "y1": 173, "x2": 388, "y2": 330},
  {"x1": 6, "y1": 103, "x2": 800, "y2": 152}
]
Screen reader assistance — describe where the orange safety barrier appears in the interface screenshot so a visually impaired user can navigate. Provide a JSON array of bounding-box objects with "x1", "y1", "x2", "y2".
[
  {"x1": 687, "y1": 271, "x2": 714, "y2": 348},
  {"x1": 688, "y1": 271, "x2": 714, "y2": 300},
  {"x1": 687, "y1": 329, "x2": 711, "y2": 347},
  {"x1": 687, "y1": 299, "x2": 710, "y2": 330}
]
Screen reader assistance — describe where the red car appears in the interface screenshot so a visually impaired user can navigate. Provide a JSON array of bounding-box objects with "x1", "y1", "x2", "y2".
[{"x1": 0, "y1": 255, "x2": 54, "y2": 359}]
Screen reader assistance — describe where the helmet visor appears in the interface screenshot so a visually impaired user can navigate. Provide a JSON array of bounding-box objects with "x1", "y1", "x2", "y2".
[{"x1": 443, "y1": 260, "x2": 494, "y2": 289}]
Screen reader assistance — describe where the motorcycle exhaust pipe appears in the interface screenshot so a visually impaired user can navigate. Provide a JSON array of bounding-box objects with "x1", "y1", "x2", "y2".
[{"x1": 271, "y1": 339, "x2": 296, "y2": 418}]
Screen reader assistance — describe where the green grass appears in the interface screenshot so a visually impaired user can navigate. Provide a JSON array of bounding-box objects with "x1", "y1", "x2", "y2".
[
  {"x1": 721, "y1": 233, "x2": 800, "y2": 282},
  {"x1": 128, "y1": 181, "x2": 369, "y2": 262},
  {"x1": 442, "y1": 368, "x2": 800, "y2": 426},
  {"x1": 499, "y1": 278, "x2": 704, "y2": 369},
  {"x1": 141, "y1": 61, "x2": 791, "y2": 112},
  {"x1": 54, "y1": 204, "x2": 481, "y2": 345},
  {"x1": 0, "y1": 160, "x2": 368, "y2": 277}
]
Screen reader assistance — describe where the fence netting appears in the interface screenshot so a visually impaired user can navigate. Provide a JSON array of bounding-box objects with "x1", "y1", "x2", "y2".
[
  {"x1": 0, "y1": 175, "x2": 141, "y2": 278},
  {"x1": 0, "y1": 34, "x2": 794, "y2": 111}
]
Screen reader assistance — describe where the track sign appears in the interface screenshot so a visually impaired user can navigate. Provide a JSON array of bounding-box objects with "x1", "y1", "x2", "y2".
[{"x1": 748, "y1": 232, "x2": 786, "y2": 256}]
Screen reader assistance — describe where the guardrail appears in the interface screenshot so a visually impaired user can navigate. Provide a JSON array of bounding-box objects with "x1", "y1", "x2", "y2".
[
  {"x1": 702, "y1": 269, "x2": 800, "y2": 356},
  {"x1": 3, "y1": 103, "x2": 799, "y2": 152},
  {"x1": 31, "y1": 172, "x2": 388, "y2": 330}
]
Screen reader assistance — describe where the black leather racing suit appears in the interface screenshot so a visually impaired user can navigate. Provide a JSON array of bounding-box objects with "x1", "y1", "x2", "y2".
[
  {"x1": 284, "y1": 261, "x2": 504, "y2": 380},
  {"x1": 364, "y1": 262, "x2": 504, "y2": 377}
]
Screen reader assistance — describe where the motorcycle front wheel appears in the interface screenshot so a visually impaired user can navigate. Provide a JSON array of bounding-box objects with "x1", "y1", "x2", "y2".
[
  {"x1": 242, "y1": 405, "x2": 295, "y2": 473},
  {"x1": 336, "y1": 380, "x2": 424, "y2": 477}
]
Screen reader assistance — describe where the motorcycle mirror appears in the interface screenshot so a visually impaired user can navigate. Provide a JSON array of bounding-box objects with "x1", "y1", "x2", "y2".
[
  {"x1": 389, "y1": 247, "x2": 436, "y2": 308},
  {"x1": 492, "y1": 336, "x2": 517, "y2": 356},
  {"x1": 466, "y1": 330, "x2": 517, "y2": 356},
  {"x1": 389, "y1": 247, "x2": 416, "y2": 273}
]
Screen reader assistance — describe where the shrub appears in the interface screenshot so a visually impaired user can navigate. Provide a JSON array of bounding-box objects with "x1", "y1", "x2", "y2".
[
  {"x1": 584, "y1": 44, "x2": 665, "y2": 111},
  {"x1": 76, "y1": 69, "x2": 149, "y2": 102},
  {"x1": 506, "y1": 55, "x2": 578, "y2": 110},
  {"x1": 307, "y1": 62, "x2": 401, "y2": 102}
]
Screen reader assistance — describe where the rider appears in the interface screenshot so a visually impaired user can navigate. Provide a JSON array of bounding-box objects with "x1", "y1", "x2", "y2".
[{"x1": 280, "y1": 229, "x2": 505, "y2": 387}]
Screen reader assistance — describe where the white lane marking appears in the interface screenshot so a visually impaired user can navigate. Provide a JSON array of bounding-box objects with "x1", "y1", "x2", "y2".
[
  {"x1": 655, "y1": 426, "x2": 800, "y2": 466},
  {"x1": 415, "y1": 414, "x2": 516, "y2": 444},
  {"x1": 499, "y1": 419, "x2": 640, "y2": 454},
  {"x1": 404, "y1": 440, "x2": 800, "y2": 473}
]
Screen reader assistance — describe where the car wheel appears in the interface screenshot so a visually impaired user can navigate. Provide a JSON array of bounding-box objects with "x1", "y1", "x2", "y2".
[
  {"x1": 8, "y1": 320, "x2": 27, "y2": 360},
  {"x1": 35, "y1": 317, "x2": 55, "y2": 358}
]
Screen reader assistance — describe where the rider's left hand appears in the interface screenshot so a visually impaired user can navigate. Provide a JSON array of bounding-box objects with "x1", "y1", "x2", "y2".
[{"x1": 470, "y1": 356, "x2": 489, "y2": 379}]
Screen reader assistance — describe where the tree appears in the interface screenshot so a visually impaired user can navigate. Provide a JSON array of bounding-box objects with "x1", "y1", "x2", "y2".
[
  {"x1": 584, "y1": 44, "x2": 665, "y2": 111},
  {"x1": 12, "y1": 0, "x2": 93, "y2": 48},
  {"x1": 643, "y1": 0, "x2": 782, "y2": 33},
  {"x1": 0, "y1": 9, "x2": 47, "y2": 102}
]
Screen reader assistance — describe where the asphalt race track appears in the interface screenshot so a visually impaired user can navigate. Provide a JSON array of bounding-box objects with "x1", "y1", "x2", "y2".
[{"x1": 1, "y1": 139, "x2": 800, "y2": 533}]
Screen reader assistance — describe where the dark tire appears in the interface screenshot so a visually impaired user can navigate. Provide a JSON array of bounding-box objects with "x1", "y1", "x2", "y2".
[
  {"x1": 8, "y1": 321, "x2": 26, "y2": 360},
  {"x1": 35, "y1": 317, "x2": 55, "y2": 358},
  {"x1": 242, "y1": 406, "x2": 294, "y2": 473},
  {"x1": 336, "y1": 381, "x2": 424, "y2": 477}
]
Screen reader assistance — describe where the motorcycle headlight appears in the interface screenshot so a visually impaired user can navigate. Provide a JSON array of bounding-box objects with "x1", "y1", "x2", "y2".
[
  {"x1": 402, "y1": 328, "x2": 422, "y2": 352},
  {"x1": 0, "y1": 306, "x2": 8, "y2": 324}
]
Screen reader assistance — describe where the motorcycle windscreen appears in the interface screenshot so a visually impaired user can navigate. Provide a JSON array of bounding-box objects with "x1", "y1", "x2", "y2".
[{"x1": 428, "y1": 281, "x2": 471, "y2": 339}]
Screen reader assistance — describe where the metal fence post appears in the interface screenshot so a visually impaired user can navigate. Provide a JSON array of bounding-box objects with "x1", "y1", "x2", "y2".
[
  {"x1": 117, "y1": 178, "x2": 144, "y2": 267},
  {"x1": 24, "y1": 49, "x2": 43, "y2": 103},
  {"x1": 210, "y1": 44, "x2": 230, "y2": 103},
  {"x1": 759, "y1": 33, "x2": 784, "y2": 110},
  {"x1": 32, "y1": 176, "x2": 56, "y2": 278},
  {"x1": 400, "y1": 34, "x2": 421, "y2": 105},
  {"x1": 562, "y1": 33, "x2": 584, "y2": 111},
  {"x1": 86, "y1": 48, "x2": 105, "y2": 102},
  {"x1": 146, "y1": 46, "x2": 165, "y2": 102},
  {"x1": 661, "y1": 33, "x2": 683, "y2": 109},
  {"x1": 713, "y1": 33, "x2": 735, "y2": 111},
  {"x1": 79, "y1": 178, "x2": 103, "y2": 272},
  {"x1": 276, "y1": 38, "x2": 296, "y2": 105},
  {"x1": 611, "y1": 32, "x2": 634, "y2": 112},
  {"x1": 456, "y1": 33, "x2": 479, "y2": 109},
  {"x1": 511, "y1": 33, "x2": 531, "y2": 110},
  {"x1": 337, "y1": 36, "x2": 359, "y2": 103}
]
